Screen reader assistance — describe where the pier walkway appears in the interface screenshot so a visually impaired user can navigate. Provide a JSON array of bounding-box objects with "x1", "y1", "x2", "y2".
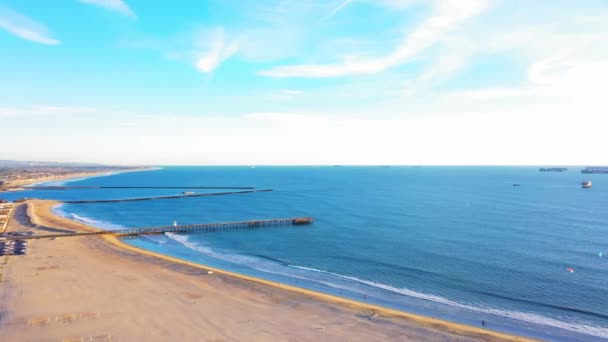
[{"x1": 0, "y1": 217, "x2": 313, "y2": 241}]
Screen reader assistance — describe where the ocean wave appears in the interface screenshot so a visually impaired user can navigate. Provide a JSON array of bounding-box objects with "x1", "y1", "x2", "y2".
[
  {"x1": 69, "y1": 213, "x2": 126, "y2": 231},
  {"x1": 163, "y1": 233, "x2": 608, "y2": 338},
  {"x1": 287, "y1": 266, "x2": 608, "y2": 338},
  {"x1": 52, "y1": 206, "x2": 126, "y2": 231},
  {"x1": 164, "y1": 233, "x2": 262, "y2": 266},
  {"x1": 163, "y1": 233, "x2": 363, "y2": 290},
  {"x1": 140, "y1": 234, "x2": 167, "y2": 244}
]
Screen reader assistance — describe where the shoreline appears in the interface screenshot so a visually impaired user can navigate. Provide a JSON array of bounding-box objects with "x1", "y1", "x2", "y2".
[
  {"x1": 47, "y1": 200, "x2": 531, "y2": 341},
  {"x1": 104, "y1": 235, "x2": 533, "y2": 341},
  {"x1": 0, "y1": 166, "x2": 159, "y2": 192},
  {"x1": 0, "y1": 199, "x2": 535, "y2": 341},
  {"x1": 1, "y1": 168, "x2": 539, "y2": 341}
]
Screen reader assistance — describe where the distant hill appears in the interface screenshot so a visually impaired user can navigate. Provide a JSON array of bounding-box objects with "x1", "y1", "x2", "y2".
[{"x1": 0, "y1": 160, "x2": 106, "y2": 168}]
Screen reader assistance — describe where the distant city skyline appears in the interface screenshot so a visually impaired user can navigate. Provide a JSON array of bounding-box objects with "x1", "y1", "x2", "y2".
[{"x1": 1, "y1": 0, "x2": 607, "y2": 165}]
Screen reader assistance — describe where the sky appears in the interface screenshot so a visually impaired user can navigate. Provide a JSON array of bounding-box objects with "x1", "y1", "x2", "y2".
[{"x1": 1, "y1": 0, "x2": 607, "y2": 165}]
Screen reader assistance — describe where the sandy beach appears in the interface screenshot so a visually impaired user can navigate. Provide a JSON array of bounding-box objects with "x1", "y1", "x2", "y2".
[
  {"x1": 0, "y1": 171, "x2": 113, "y2": 190},
  {"x1": 0, "y1": 167, "x2": 155, "y2": 192},
  {"x1": 0, "y1": 200, "x2": 534, "y2": 341}
]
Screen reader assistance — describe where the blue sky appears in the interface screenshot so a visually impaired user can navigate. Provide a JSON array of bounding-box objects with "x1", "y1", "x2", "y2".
[{"x1": 1, "y1": 0, "x2": 607, "y2": 165}]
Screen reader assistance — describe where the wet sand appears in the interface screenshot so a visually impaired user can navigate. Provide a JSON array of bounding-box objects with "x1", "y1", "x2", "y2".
[{"x1": 0, "y1": 200, "x2": 534, "y2": 341}]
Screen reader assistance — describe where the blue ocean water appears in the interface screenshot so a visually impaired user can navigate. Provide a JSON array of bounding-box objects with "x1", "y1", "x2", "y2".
[{"x1": 4, "y1": 166, "x2": 608, "y2": 341}]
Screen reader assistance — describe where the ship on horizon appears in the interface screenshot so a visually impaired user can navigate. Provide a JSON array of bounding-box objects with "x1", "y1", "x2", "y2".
[
  {"x1": 539, "y1": 167, "x2": 568, "y2": 172},
  {"x1": 582, "y1": 167, "x2": 608, "y2": 174}
]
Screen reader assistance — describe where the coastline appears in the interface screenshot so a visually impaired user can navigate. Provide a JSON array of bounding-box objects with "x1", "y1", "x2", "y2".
[
  {"x1": 104, "y1": 235, "x2": 534, "y2": 341},
  {"x1": 0, "y1": 198, "x2": 533, "y2": 341},
  {"x1": 0, "y1": 166, "x2": 158, "y2": 191}
]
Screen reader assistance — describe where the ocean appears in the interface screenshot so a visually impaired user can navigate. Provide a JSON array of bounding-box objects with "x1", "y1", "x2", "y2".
[{"x1": 4, "y1": 166, "x2": 608, "y2": 341}]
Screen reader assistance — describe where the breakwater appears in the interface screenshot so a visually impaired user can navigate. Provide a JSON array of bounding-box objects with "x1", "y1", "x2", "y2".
[
  {"x1": 25, "y1": 186, "x2": 255, "y2": 190},
  {"x1": 63, "y1": 189, "x2": 272, "y2": 204}
]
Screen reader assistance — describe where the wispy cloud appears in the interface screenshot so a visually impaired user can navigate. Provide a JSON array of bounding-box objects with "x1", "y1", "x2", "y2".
[
  {"x1": 325, "y1": 0, "x2": 354, "y2": 19},
  {"x1": 444, "y1": 59, "x2": 608, "y2": 102},
  {"x1": 79, "y1": 0, "x2": 136, "y2": 18},
  {"x1": 439, "y1": 17, "x2": 608, "y2": 103},
  {"x1": 280, "y1": 89, "x2": 303, "y2": 95},
  {"x1": 245, "y1": 112, "x2": 330, "y2": 128},
  {"x1": 195, "y1": 29, "x2": 239, "y2": 73},
  {"x1": 0, "y1": 105, "x2": 96, "y2": 117},
  {"x1": 260, "y1": 0, "x2": 491, "y2": 78},
  {"x1": 0, "y1": 6, "x2": 59, "y2": 45},
  {"x1": 268, "y1": 89, "x2": 304, "y2": 100}
]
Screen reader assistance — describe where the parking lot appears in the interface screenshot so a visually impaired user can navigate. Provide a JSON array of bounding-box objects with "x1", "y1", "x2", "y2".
[{"x1": 0, "y1": 239, "x2": 28, "y2": 256}]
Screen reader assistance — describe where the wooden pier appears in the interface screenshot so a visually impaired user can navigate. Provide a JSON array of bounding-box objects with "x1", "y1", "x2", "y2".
[{"x1": 0, "y1": 217, "x2": 313, "y2": 241}]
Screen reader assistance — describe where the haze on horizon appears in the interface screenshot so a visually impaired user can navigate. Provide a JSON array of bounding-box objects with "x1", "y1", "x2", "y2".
[{"x1": 1, "y1": 0, "x2": 607, "y2": 166}]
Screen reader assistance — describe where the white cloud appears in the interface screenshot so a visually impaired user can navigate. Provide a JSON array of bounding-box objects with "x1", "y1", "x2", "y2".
[
  {"x1": 0, "y1": 6, "x2": 59, "y2": 45},
  {"x1": 325, "y1": 0, "x2": 354, "y2": 19},
  {"x1": 372, "y1": 0, "x2": 425, "y2": 9},
  {"x1": 447, "y1": 59, "x2": 608, "y2": 103},
  {"x1": 0, "y1": 105, "x2": 97, "y2": 117},
  {"x1": 443, "y1": 30, "x2": 608, "y2": 103},
  {"x1": 444, "y1": 87, "x2": 526, "y2": 101},
  {"x1": 280, "y1": 89, "x2": 303, "y2": 95},
  {"x1": 245, "y1": 112, "x2": 330, "y2": 128},
  {"x1": 4, "y1": 104, "x2": 608, "y2": 165},
  {"x1": 195, "y1": 29, "x2": 239, "y2": 73},
  {"x1": 79, "y1": 0, "x2": 136, "y2": 18},
  {"x1": 265, "y1": 89, "x2": 304, "y2": 101},
  {"x1": 260, "y1": 0, "x2": 491, "y2": 78}
]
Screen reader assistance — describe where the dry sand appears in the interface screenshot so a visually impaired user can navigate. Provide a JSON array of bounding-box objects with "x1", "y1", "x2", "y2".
[
  {"x1": 0, "y1": 167, "x2": 153, "y2": 191},
  {"x1": 0, "y1": 200, "x2": 535, "y2": 342},
  {"x1": 0, "y1": 171, "x2": 112, "y2": 190}
]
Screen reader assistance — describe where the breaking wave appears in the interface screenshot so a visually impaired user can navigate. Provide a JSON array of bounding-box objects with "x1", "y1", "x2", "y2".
[
  {"x1": 53, "y1": 205, "x2": 126, "y2": 231},
  {"x1": 164, "y1": 233, "x2": 608, "y2": 339}
]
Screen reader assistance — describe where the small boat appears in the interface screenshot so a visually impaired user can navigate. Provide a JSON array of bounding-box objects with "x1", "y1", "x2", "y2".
[
  {"x1": 182, "y1": 191, "x2": 196, "y2": 195},
  {"x1": 581, "y1": 181, "x2": 592, "y2": 188},
  {"x1": 512, "y1": 184, "x2": 521, "y2": 187}
]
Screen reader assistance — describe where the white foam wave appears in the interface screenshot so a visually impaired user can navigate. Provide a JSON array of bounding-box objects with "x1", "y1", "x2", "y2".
[
  {"x1": 288, "y1": 266, "x2": 608, "y2": 338},
  {"x1": 164, "y1": 233, "x2": 262, "y2": 265},
  {"x1": 163, "y1": 234, "x2": 608, "y2": 338},
  {"x1": 140, "y1": 234, "x2": 167, "y2": 244},
  {"x1": 69, "y1": 213, "x2": 125, "y2": 231},
  {"x1": 52, "y1": 205, "x2": 126, "y2": 231},
  {"x1": 166, "y1": 233, "x2": 221, "y2": 256},
  {"x1": 164, "y1": 233, "x2": 362, "y2": 295}
]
